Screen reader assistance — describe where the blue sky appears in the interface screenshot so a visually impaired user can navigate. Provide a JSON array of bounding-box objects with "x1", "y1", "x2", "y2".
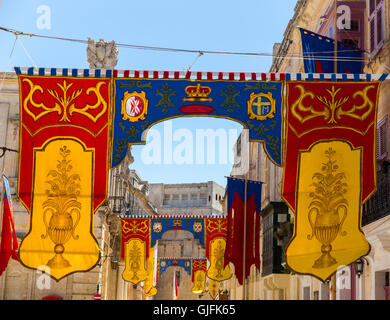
[{"x1": 0, "y1": 0, "x2": 297, "y2": 187}]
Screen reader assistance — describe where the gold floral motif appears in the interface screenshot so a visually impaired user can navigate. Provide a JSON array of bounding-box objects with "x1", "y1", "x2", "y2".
[
  {"x1": 307, "y1": 147, "x2": 348, "y2": 268},
  {"x1": 127, "y1": 241, "x2": 143, "y2": 282},
  {"x1": 23, "y1": 78, "x2": 107, "y2": 123},
  {"x1": 206, "y1": 219, "x2": 227, "y2": 233},
  {"x1": 208, "y1": 279, "x2": 219, "y2": 300},
  {"x1": 41, "y1": 146, "x2": 81, "y2": 268},
  {"x1": 291, "y1": 84, "x2": 375, "y2": 124},
  {"x1": 212, "y1": 239, "x2": 225, "y2": 279},
  {"x1": 122, "y1": 239, "x2": 148, "y2": 284},
  {"x1": 122, "y1": 219, "x2": 149, "y2": 235},
  {"x1": 207, "y1": 238, "x2": 231, "y2": 281},
  {"x1": 192, "y1": 270, "x2": 206, "y2": 294}
]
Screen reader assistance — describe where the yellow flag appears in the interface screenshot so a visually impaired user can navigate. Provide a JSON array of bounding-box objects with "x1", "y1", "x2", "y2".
[
  {"x1": 208, "y1": 278, "x2": 220, "y2": 300},
  {"x1": 192, "y1": 270, "x2": 207, "y2": 294},
  {"x1": 19, "y1": 140, "x2": 100, "y2": 280},
  {"x1": 207, "y1": 238, "x2": 232, "y2": 281},
  {"x1": 143, "y1": 244, "x2": 158, "y2": 297},
  {"x1": 286, "y1": 141, "x2": 370, "y2": 281},
  {"x1": 122, "y1": 239, "x2": 148, "y2": 284}
]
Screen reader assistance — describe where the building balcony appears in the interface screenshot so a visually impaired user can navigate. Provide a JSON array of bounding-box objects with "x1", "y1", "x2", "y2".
[
  {"x1": 362, "y1": 160, "x2": 390, "y2": 226},
  {"x1": 261, "y1": 202, "x2": 292, "y2": 277}
]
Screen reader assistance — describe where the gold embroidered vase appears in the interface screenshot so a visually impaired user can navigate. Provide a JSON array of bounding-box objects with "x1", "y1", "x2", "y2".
[
  {"x1": 307, "y1": 147, "x2": 348, "y2": 269},
  {"x1": 41, "y1": 146, "x2": 81, "y2": 269}
]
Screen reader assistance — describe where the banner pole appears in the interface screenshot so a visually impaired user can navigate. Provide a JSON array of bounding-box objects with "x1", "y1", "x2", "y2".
[
  {"x1": 334, "y1": 0, "x2": 338, "y2": 73},
  {"x1": 0, "y1": 174, "x2": 6, "y2": 237},
  {"x1": 242, "y1": 175, "x2": 247, "y2": 300}
]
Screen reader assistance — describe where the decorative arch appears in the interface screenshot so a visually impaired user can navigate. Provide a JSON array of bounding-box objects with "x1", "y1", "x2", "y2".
[
  {"x1": 151, "y1": 215, "x2": 205, "y2": 248},
  {"x1": 111, "y1": 74, "x2": 284, "y2": 168}
]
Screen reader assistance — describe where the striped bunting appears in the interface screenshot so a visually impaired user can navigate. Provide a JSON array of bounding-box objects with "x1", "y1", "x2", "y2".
[
  {"x1": 14, "y1": 67, "x2": 389, "y2": 81},
  {"x1": 119, "y1": 214, "x2": 226, "y2": 219}
]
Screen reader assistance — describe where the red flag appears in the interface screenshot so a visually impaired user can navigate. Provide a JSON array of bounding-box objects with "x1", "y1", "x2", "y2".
[
  {"x1": 173, "y1": 267, "x2": 178, "y2": 300},
  {"x1": 0, "y1": 175, "x2": 19, "y2": 276},
  {"x1": 224, "y1": 177, "x2": 262, "y2": 285}
]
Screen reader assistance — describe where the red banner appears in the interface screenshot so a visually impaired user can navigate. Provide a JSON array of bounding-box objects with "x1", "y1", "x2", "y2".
[
  {"x1": 205, "y1": 218, "x2": 227, "y2": 259},
  {"x1": 120, "y1": 218, "x2": 150, "y2": 260},
  {"x1": 224, "y1": 178, "x2": 262, "y2": 285},
  {"x1": 283, "y1": 81, "x2": 380, "y2": 211},
  {"x1": 282, "y1": 81, "x2": 379, "y2": 281},
  {"x1": 191, "y1": 258, "x2": 207, "y2": 282},
  {"x1": 17, "y1": 75, "x2": 111, "y2": 280}
]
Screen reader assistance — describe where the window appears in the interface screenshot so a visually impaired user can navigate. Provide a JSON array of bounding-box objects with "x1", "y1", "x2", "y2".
[
  {"x1": 377, "y1": 115, "x2": 388, "y2": 160},
  {"x1": 340, "y1": 39, "x2": 359, "y2": 48},
  {"x1": 181, "y1": 194, "x2": 188, "y2": 201},
  {"x1": 236, "y1": 136, "x2": 241, "y2": 157},
  {"x1": 191, "y1": 193, "x2": 198, "y2": 201},
  {"x1": 163, "y1": 194, "x2": 170, "y2": 205},
  {"x1": 349, "y1": 20, "x2": 359, "y2": 32},
  {"x1": 321, "y1": 282, "x2": 330, "y2": 300},
  {"x1": 172, "y1": 194, "x2": 179, "y2": 201},
  {"x1": 369, "y1": 0, "x2": 384, "y2": 54},
  {"x1": 200, "y1": 193, "x2": 207, "y2": 204}
]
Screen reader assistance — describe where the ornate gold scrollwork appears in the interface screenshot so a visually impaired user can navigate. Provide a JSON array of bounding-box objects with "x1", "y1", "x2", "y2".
[
  {"x1": 22, "y1": 79, "x2": 107, "y2": 123},
  {"x1": 291, "y1": 84, "x2": 375, "y2": 124}
]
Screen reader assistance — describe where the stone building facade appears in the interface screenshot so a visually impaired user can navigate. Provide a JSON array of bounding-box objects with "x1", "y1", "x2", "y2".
[
  {"x1": 0, "y1": 72, "x2": 157, "y2": 299},
  {"x1": 223, "y1": 0, "x2": 390, "y2": 300},
  {"x1": 148, "y1": 181, "x2": 225, "y2": 216},
  {"x1": 268, "y1": 0, "x2": 390, "y2": 301},
  {"x1": 147, "y1": 181, "x2": 225, "y2": 300}
]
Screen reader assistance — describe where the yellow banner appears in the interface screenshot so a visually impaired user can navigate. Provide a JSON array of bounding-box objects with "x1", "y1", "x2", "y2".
[
  {"x1": 19, "y1": 139, "x2": 100, "y2": 280},
  {"x1": 192, "y1": 270, "x2": 206, "y2": 294},
  {"x1": 122, "y1": 239, "x2": 148, "y2": 284},
  {"x1": 207, "y1": 238, "x2": 231, "y2": 281},
  {"x1": 286, "y1": 141, "x2": 370, "y2": 281},
  {"x1": 143, "y1": 245, "x2": 158, "y2": 297},
  {"x1": 208, "y1": 278, "x2": 220, "y2": 300}
]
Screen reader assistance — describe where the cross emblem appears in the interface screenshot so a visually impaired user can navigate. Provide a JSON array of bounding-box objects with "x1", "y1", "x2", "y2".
[{"x1": 252, "y1": 96, "x2": 271, "y2": 116}]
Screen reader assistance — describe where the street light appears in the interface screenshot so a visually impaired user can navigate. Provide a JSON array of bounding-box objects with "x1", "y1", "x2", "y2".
[{"x1": 354, "y1": 259, "x2": 364, "y2": 278}]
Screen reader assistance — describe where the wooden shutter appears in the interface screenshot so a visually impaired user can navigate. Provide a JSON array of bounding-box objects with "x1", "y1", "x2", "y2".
[
  {"x1": 377, "y1": 5, "x2": 383, "y2": 44},
  {"x1": 377, "y1": 116, "x2": 388, "y2": 160}
]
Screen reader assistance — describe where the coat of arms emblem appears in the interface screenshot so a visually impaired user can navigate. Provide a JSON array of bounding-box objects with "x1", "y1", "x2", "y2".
[
  {"x1": 121, "y1": 91, "x2": 148, "y2": 122},
  {"x1": 247, "y1": 92, "x2": 276, "y2": 121}
]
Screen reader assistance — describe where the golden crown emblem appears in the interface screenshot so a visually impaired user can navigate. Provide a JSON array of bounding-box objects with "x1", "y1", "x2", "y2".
[{"x1": 183, "y1": 83, "x2": 212, "y2": 102}]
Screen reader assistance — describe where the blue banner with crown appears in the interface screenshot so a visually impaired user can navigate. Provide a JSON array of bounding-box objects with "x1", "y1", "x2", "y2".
[
  {"x1": 150, "y1": 217, "x2": 205, "y2": 248},
  {"x1": 158, "y1": 258, "x2": 192, "y2": 277},
  {"x1": 111, "y1": 76, "x2": 284, "y2": 167}
]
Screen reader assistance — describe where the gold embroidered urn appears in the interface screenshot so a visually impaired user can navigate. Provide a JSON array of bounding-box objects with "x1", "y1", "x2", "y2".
[
  {"x1": 41, "y1": 146, "x2": 81, "y2": 269},
  {"x1": 307, "y1": 147, "x2": 347, "y2": 268}
]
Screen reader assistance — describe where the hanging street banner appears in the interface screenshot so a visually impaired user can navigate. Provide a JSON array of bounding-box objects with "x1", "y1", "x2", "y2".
[
  {"x1": 150, "y1": 215, "x2": 205, "y2": 248},
  {"x1": 191, "y1": 258, "x2": 207, "y2": 294},
  {"x1": 205, "y1": 217, "x2": 232, "y2": 281},
  {"x1": 111, "y1": 75, "x2": 284, "y2": 168},
  {"x1": 208, "y1": 278, "x2": 220, "y2": 300},
  {"x1": 143, "y1": 241, "x2": 158, "y2": 297},
  {"x1": 225, "y1": 177, "x2": 262, "y2": 285},
  {"x1": 282, "y1": 81, "x2": 380, "y2": 281},
  {"x1": 0, "y1": 175, "x2": 19, "y2": 276},
  {"x1": 157, "y1": 258, "x2": 192, "y2": 284},
  {"x1": 17, "y1": 74, "x2": 110, "y2": 281},
  {"x1": 121, "y1": 217, "x2": 150, "y2": 284}
]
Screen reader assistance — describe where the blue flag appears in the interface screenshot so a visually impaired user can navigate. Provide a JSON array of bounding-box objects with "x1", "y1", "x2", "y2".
[{"x1": 299, "y1": 27, "x2": 363, "y2": 74}]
